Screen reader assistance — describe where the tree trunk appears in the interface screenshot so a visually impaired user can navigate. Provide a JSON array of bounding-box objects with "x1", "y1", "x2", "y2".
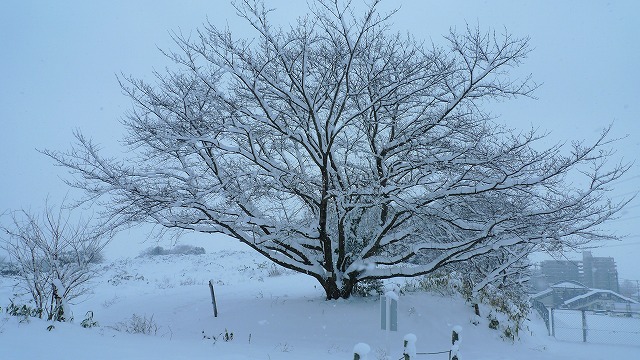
[
  {"x1": 323, "y1": 277, "x2": 342, "y2": 300},
  {"x1": 322, "y1": 276, "x2": 356, "y2": 300}
]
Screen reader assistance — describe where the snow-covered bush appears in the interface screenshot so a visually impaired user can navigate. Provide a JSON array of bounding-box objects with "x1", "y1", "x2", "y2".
[
  {"x1": 222, "y1": 328, "x2": 234, "y2": 342},
  {"x1": 107, "y1": 268, "x2": 146, "y2": 286},
  {"x1": 352, "y1": 279, "x2": 384, "y2": 297},
  {"x1": 110, "y1": 314, "x2": 159, "y2": 335},
  {"x1": 140, "y1": 246, "x2": 165, "y2": 256},
  {"x1": 0, "y1": 258, "x2": 20, "y2": 276},
  {"x1": 179, "y1": 277, "x2": 198, "y2": 286},
  {"x1": 255, "y1": 261, "x2": 286, "y2": 277},
  {"x1": 202, "y1": 328, "x2": 235, "y2": 343},
  {"x1": 57, "y1": 249, "x2": 105, "y2": 265},
  {"x1": 400, "y1": 266, "x2": 529, "y2": 341},
  {"x1": 267, "y1": 263, "x2": 284, "y2": 277},
  {"x1": 139, "y1": 245, "x2": 205, "y2": 257},
  {"x1": 81, "y1": 311, "x2": 99, "y2": 328},
  {"x1": 0, "y1": 201, "x2": 110, "y2": 321},
  {"x1": 476, "y1": 284, "x2": 529, "y2": 341},
  {"x1": 6, "y1": 300, "x2": 43, "y2": 322},
  {"x1": 401, "y1": 270, "x2": 463, "y2": 296}
]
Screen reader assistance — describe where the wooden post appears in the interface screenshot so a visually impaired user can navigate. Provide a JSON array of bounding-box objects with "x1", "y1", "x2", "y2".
[
  {"x1": 403, "y1": 334, "x2": 417, "y2": 360},
  {"x1": 451, "y1": 348, "x2": 459, "y2": 360},
  {"x1": 209, "y1": 280, "x2": 218, "y2": 317},
  {"x1": 353, "y1": 343, "x2": 370, "y2": 360},
  {"x1": 451, "y1": 326, "x2": 461, "y2": 360},
  {"x1": 403, "y1": 339, "x2": 410, "y2": 360},
  {"x1": 550, "y1": 308, "x2": 555, "y2": 337}
]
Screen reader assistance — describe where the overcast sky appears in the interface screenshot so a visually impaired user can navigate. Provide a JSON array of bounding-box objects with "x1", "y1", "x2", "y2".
[{"x1": 1, "y1": 1, "x2": 638, "y2": 279}]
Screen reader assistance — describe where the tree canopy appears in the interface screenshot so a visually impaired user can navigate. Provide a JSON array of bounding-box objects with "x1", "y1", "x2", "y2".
[{"x1": 47, "y1": 0, "x2": 629, "y2": 299}]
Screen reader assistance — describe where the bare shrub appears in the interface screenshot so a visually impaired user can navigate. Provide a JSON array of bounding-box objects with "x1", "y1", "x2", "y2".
[
  {"x1": 0, "y1": 200, "x2": 111, "y2": 321},
  {"x1": 110, "y1": 314, "x2": 159, "y2": 335}
]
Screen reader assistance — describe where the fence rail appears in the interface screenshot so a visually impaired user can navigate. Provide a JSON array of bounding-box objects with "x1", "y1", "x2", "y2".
[{"x1": 531, "y1": 299, "x2": 550, "y2": 334}]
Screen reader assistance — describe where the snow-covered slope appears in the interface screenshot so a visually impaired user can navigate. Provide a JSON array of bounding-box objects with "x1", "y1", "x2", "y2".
[{"x1": 1, "y1": 247, "x2": 637, "y2": 359}]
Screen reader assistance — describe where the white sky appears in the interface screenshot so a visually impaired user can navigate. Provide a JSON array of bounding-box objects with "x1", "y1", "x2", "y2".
[{"x1": 1, "y1": 1, "x2": 639, "y2": 279}]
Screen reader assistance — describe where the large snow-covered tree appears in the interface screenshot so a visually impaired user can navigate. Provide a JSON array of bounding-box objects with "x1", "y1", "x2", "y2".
[{"x1": 47, "y1": 0, "x2": 629, "y2": 299}]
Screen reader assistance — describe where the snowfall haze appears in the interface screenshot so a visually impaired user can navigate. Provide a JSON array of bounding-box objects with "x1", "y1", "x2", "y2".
[
  {"x1": 1, "y1": 0, "x2": 637, "y2": 279},
  {"x1": 0, "y1": 0, "x2": 639, "y2": 357}
]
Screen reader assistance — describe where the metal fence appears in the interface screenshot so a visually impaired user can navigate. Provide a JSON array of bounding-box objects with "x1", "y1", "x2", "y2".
[
  {"x1": 533, "y1": 302, "x2": 640, "y2": 346},
  {"x1": 531, "y1": 299, "x2": 550, "y2": 331}
]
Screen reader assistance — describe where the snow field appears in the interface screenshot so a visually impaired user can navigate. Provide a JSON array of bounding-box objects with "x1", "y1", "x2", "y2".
[{"x1": 1, "y1": 248, "x2": 638, "y2": 359}]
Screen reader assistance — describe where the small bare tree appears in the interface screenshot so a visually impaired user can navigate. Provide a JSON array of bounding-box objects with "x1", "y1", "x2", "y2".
[
  {"x1": 46, "y1": 0, "x2": 630, "y2": 299},
  {"x1": 1, "y1": 201, "x2": 110, "y2": 321}
]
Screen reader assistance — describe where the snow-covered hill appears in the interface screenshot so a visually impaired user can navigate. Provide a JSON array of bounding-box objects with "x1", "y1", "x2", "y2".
[{"x1": 0, "y1": 245, "x2": 637, "y2": 359}]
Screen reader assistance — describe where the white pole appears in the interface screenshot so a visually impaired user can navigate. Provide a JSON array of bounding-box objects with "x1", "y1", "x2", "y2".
[{"x1": 386, "y1": 303, "x2": 390, "y2": 357}]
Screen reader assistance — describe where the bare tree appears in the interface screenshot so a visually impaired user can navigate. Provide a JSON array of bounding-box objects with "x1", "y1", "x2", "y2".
[
  {"x1": 1, "y1": 201, "x2": 110, "y2": 320},
  {"x1": 46, "y1": 0, "x2": 629, "y2": 299},
  {"x1": 618, "y1": 279, "x2": 640, "y2": 300}
]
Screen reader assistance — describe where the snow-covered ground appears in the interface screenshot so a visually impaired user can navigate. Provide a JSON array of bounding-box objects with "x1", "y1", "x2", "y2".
[{"x1": 1, "y1": 242, "x2": 637, "y2": 359}]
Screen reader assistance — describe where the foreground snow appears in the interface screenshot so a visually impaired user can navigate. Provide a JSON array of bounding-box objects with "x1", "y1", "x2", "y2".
[{"x1": 1, "y1": 246, "x2": 637, "y2": 359}]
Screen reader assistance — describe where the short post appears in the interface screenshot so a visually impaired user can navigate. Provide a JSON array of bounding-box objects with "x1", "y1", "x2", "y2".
[
  {"x1": 353, "y1": 343, "x2": 370, "y2": 360},
  {"x1": 403, "y1": 333, "x2": 417, "y2": 360},
  {"x1": 381, "y1": 291, "x2": 399, "y2": 331},
  {"x1": 208, "y1": 279, "x2": 218, "y2": 317},
  {"x1": 550, "y1": 308, "x2": 555, "y2": 337},
  {"x1": 451, "y1": 326, "x2": 462, "y2": 360},
  {"x1": 547, "y1": 307, "x2": 552, "y2": 336},
  {"x1": 381, "y1": 291, "x2": 399, "y2": 355},
  {"x1": 581, "y1": 310, "x2": 587, "y2": 342}
]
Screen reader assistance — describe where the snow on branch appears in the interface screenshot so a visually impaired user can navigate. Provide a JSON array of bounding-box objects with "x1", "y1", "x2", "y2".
[{"x1": 45, "y1": 0, "x2": 631, "y2": 299}]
